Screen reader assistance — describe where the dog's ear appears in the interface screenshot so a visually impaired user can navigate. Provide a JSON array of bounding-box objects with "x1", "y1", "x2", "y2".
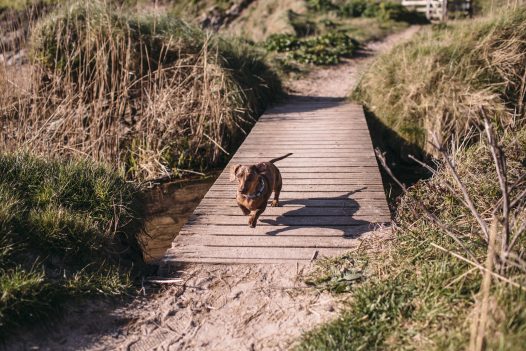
[{"x1": 229, "y1": 164, "x2": 242, "y2": 181}]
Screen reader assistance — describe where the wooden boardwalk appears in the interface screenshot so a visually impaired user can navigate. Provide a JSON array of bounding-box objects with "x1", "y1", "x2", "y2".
[{"x1": 162, "y1": 97, "x2": 391, "y2": 265}]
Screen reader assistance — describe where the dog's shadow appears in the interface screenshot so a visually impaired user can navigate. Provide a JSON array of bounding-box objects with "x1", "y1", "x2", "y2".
[{"x1": 260, "y1": 187, "x2": 378, "y2": 238}]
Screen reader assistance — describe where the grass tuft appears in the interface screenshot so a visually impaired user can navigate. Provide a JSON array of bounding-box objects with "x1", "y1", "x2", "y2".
[
  {"x1": 355, "y1": 8, "x2": 526, "y2": 156},
  {"x1": 1, "y1": 1, "x2": 282, "y2": 181},
  {"x1": 0, "y1": 153, "x2": 144, "y2": 336}
]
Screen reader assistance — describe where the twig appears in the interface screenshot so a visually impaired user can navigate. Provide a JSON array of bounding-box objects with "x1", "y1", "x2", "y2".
[
  {"x1": 469, "y1": 218, "x2": 498, "y2": 351},
  {"x1": 445, "y1": 267, "x2": 478, "y2": 288},
  {"x1": 408, "y1": 154, "x2": 436, "y2": 175},
  {"x1": 145, "y1": 277, "x2": 184, "y2": 284},
  {"x1": 374, "y1": 149, "x2": 406, "y2": 191},
  {"x1": 483, "y1": 116, "x2": 509, "y2": 255},
  {"x1": 430, "y1": 243, "x2": 526, "y2": 292},
  {"x1": 204, "y1": 132, "x2": 230, "y2": 156},
  {"x1": 429, "y1": 133, "x2": 489, "y2": 242}
]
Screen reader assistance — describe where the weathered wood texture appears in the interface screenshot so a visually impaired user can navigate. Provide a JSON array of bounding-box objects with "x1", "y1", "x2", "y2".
[{"x1": 163, "y1": 97, "x2": 390, "y2": 265}]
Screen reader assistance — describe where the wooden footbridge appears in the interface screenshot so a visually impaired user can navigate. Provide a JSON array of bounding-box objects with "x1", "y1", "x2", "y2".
[{"x1": 162, "y1": 96, "x2": 391, "y2": 265}]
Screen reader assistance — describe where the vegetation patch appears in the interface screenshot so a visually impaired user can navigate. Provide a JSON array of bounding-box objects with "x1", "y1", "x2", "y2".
[
  {"x1": 260, "y1": 0, "x2": 424, "y2": 67},
  {"x1": 264, "y1": 31, "x2": 359, "y2": 65},
  {"x1": 0, "y1": 1, "x2": 281, "y2": 181},
  {"x1": 305, "y1": 252, "x2": 368, "y2": 293},
  {"x1": 0, "y1": 153, "x2": 144, "y2": 337},
  {"x1": 355, "y1": 8, "x2": 526, "y2": 156},
  {"x1": 297, "y1": 128, "x2": 526, "y2": 350}
]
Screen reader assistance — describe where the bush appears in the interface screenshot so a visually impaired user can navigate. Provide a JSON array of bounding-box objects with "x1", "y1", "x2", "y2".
[
  {"x1": 265, "y1": 31, "x2": 359, "y2": 65},
  {"x1": 339, "y1": 0, "x2": 369, "y2": 17},
  {"x1": 0, "y1": 153, "x2": 144, "y2": 335},
  {"x1": 0, "y1": 1, "x2": 282, "y2": 181},
  {"x1": 306, "y1": 0, "x2": 337, "y2": 12}
]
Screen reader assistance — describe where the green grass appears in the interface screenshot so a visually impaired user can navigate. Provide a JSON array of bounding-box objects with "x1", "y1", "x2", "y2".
[
  {"x1": 0, "y1": 153, "x2": 144, "y2": 337},
  {"x1": 264, "y1": 31, "x2": 359, "y2": 65}
]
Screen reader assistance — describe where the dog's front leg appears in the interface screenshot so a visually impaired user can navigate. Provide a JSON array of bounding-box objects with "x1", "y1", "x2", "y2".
[
  {"x1": 238, "y1": 203, "x2": 250, "y2": 215},
  {"x1": 248, "y1": 206, "x2": 266, "y2": 228}
]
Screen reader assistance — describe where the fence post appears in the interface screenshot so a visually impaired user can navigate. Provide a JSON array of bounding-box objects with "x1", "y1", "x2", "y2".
[{"x1": 426, "y1": 0, "x2": 431, "y2": 20}]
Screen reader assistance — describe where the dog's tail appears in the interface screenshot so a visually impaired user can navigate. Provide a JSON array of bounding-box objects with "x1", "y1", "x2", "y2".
[{"x1": 269, "y1": 153, "x2": 293, "y2": 164}]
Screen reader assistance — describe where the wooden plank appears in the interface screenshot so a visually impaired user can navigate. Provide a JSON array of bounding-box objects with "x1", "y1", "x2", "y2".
[
  {"x1": 211, "y1": 184, "x2": 385, "y2": 192},
  {"x1": 192, "y1": 206, "x2": 389, "y2": 216},
  {"x1": 214, "y1": 179, "x2": 383, "y2": 185},
  {"x1": 232, "y1": 162, "x2": 376, "y2": 170},
  {"x1": 197, "y1": 199, "x2": 389, "y2": 209},
  {"x1": 205, "y1": 191, "x2": 385, "y2": 204},
  {"x1": 236, "y1": 146, "x2": 374, "y2": 150},
  {"x1": 227, "y1": 153, "x2": 375, "y2": 158},
  {"x1": 179, "y1": 224, "x2": 381, "y2": 236},
  {"x1": 187, "y1": 214, "x2": 389, "y2": 226},
  {"x1": 165, "y1": 247, "x2": 355, "y2": 260},
  {"x1": 174, "y1": 235, "x2": 364, "y2": 248},
  {"x1": 188, "y1": 216, "x2": 389, "y2": 227},
  {"x1": 227, "y1": 166, "x2": 378, "y2": 172},
  {"x1": 244, "y1": 138, "x2": 372, "y2": 142}
]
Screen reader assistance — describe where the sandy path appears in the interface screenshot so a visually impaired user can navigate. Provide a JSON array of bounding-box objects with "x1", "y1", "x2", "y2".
[
  {"x1": 4, "y1": 26, "x2": 419, "y2": 351},
  {"x1": 286, "y1": 25, "x2": 421, "y2": 98}
]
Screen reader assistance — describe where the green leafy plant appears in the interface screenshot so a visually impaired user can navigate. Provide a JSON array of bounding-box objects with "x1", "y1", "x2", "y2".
[{"x1": 265, "y1": 31, "x2": 359, "y2": 65}]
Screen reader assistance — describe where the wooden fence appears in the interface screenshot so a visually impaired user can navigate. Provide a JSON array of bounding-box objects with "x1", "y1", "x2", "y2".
[{"x1": 402, "y1": 0, "x2": 472, "y2": 21}]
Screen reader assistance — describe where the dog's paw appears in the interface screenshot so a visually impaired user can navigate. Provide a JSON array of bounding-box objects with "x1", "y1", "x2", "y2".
[
  {"x1": 270, "y1": 200, "x2": 280, "y2": 207},
  {"x1": 248, "y1": 217, "x2": 257, "y2": 228}
]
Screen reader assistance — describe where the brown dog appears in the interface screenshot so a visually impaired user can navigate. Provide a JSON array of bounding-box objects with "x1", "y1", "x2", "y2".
[{"x1": 230, "y1": 153, "x2": 293, "y2": 228}]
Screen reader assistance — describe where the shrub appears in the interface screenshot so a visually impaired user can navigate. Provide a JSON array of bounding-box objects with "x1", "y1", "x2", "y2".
[
  {"x1": 337, "y1": 0, "x2": 427, "y2": 23},
  {"x1": 0, "y1": 1, "x2": 282, "y2": 181},
  {"x1": 338, "y1": 0, "x2": 369, "y2": 17},
  {"x1": 306, "y1": 0, "x2": 337, "y2": 12},
  {"x1": 265, "y1": 31, "x2": 359, "y2": 65},
  {"x1": 0, "y1": 153, "x2": 144, "y2": 335}
]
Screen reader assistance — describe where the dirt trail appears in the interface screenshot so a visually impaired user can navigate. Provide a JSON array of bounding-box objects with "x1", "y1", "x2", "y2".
[{"x1": 5, "y1": 26, "x2": 419, "y2": 351}]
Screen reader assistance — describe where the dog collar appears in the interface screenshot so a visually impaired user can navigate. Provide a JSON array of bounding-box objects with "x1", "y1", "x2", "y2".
[{"x1": 240, "y1": 177, "x2": 265, "y2": 199}]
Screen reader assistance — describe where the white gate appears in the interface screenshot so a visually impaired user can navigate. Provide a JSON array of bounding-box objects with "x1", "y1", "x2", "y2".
[{"x1": 401, "y1": 0, "x2": 452, "y2": 21}]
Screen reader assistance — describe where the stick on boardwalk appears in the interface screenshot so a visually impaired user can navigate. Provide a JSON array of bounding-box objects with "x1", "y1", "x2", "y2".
[{"x1": 162, "y1": 97, "x2": 391, "y2": 265}]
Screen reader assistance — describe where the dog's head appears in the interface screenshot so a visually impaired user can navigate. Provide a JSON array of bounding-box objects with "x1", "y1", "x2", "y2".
[{"x1": 230, "y1": 164, "x2": 265, "y2": 194}]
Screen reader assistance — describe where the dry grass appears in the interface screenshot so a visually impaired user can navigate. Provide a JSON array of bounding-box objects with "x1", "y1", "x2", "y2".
[
  {"x1": 355, "y1": 6, "x2": 526, "y2": 156},
  {"x1": 0, "y1": 1, "x2": 281, "y2": 181}
]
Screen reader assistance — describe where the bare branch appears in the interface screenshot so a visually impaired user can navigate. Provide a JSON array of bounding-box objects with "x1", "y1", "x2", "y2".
[
  {"x1": 408, "y1": 154, "x2": 437, "y2": 175},
  {"x1": 483, "y1": 116, "x2": 509, "y2": 255},
  {"x1": 374, "y1": 148, "x2": 407, "y2": 191},
  {"x1": 470, "y1": 218, "x2": 498, "y2": 351},
  {"x1": 429, "y1": 133, "x2": 489, "y2": 242},
  {"x1": 375, "y1": 148, "x2": 477, "y2": 261}
]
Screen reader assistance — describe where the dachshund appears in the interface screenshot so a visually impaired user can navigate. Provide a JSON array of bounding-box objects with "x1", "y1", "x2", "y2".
[{"x1": 230, "y1": 153, "x2": 292, "y2": 228}]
